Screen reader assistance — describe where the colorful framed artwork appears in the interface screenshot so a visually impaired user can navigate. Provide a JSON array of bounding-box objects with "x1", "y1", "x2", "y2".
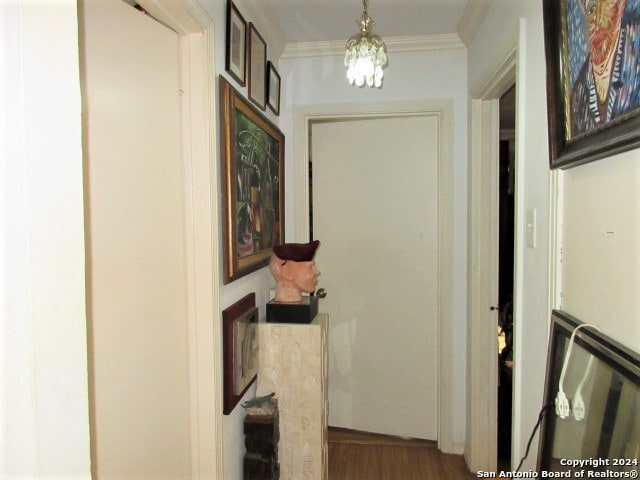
[
  {"x1": 267, "y1": 61, "x2": 281, "y2": 116},
  {"x1": 543, "y1": 0, "x2": 640, "y2": 169},
  {"x1": 225, "y1": 0, "x2": 246, "y2": 86},
  {"x1": 219, "y1": 76, "x2": 284, "y2": 283},
  {"x1": 248, "y1": 23, "x2": 267, "y2": 110},
  {"x1": 223, "y1": 293, "x2": 259, "y2": 415}
]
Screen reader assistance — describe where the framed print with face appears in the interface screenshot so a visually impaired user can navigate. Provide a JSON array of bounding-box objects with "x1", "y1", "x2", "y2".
[
  {"x1": 248, "y1": 23, "x2": 267, "y2": 110},
  {"x1": 543, "y1": 0, "x2": 640, "y2": 169},
  {"x1": 225, "y1": 0, "x2": 246, "y2": 86}
]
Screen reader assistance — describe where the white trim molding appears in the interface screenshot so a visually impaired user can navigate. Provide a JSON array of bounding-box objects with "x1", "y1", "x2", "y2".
[
  {"x1": 457, "y1": 0, "x2": 491, "y2": 47},
  {"x1": 138, "y1": 1, "x2": 224, "y2": 477},
  {"x1": 282, "y1": 33, "x2": 465, "y2": 59},
  {"x1": 466, "y1": 26, "x2": 517, "y2": 474},
  {"x1": 238, "y1": 0, "x2": 286, "y2": 59}
]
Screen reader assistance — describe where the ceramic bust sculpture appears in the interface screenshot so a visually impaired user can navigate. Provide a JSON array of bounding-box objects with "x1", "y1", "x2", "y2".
[{"x1": 269, "y1": 240, "x2": 321, "y2": 303}]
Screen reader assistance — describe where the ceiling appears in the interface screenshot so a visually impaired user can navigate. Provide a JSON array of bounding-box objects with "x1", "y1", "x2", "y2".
[
  {"x1": 260, "y1": 1, "x2": 515, "y2": 129},
  {"x1": 265, "y1": 0, "x2": 474, "y2": 44}
]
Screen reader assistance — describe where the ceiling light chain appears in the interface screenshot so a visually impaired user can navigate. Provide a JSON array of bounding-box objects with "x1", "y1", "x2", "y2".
[{"x1": 344, "y1": 0, "x2": 388, "y2": 88}]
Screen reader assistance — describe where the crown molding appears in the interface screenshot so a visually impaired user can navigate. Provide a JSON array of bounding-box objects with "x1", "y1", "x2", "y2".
[
  {"x1": 281, "y1": 33, "x2": 465, "y2": 60},
  {"x1": 457, "y1": 0, "x2": 491, "y2": 46},
  {"x1": 239, "y1": 0, "x2": 286, "y2": 59}
]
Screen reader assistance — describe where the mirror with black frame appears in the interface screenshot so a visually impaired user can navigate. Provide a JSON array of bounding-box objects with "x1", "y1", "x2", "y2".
[{"x1": 538, "y1": 310, "x2": 640, "y2": 475}]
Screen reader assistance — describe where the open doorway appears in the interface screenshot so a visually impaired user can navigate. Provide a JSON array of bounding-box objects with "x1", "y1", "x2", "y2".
[{"x1": 497, "y1": 84, "x2": 515, "y2": 470}]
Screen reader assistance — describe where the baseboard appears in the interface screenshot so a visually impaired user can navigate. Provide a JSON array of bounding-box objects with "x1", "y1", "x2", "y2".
[
  {"x1": 450, "y1": 442, "x2": 466, "y2": 455},
  {"x1": 328, "y1": 426, "x2": 439, "y2": 448}
]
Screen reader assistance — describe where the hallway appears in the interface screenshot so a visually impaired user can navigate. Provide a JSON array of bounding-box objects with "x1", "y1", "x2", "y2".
[{"x1": 328, "y1": 428, "x2": 476, "y2": 479}]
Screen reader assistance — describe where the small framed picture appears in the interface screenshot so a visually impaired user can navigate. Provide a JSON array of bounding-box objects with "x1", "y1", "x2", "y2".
[
  {"x1": 248, "y1": 23, "x2": 267, "y2": 110},
  {"x1": 542, "y1": 0, "x2": 640, "y2": 168},
  {"x1": 225, "y1": 0, "x2": 246, "y2": 86},
  {"x1": 267, "y1": 61, "x2": 281, "y2": 116},
  {"x1": 223, "y1": 293, "x2": 259, "y2": 415},
  {"x1": 219, "y1": 77, "x2": 285, "y2": 283}
]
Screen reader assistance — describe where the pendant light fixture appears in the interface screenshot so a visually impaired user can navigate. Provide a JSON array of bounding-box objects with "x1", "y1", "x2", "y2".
[{"x1": 344, "y1": 0, "x2": 388, "y2": 88}]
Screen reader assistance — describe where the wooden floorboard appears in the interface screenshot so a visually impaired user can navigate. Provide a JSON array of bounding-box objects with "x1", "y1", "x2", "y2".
[{"x1": 328, "y1": 428, "x2": 476, "y2": 480}]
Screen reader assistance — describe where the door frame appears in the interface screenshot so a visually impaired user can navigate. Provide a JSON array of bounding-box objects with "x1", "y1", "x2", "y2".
[
  {"x1": 292, "y1": 100, "x2": 456, "y2": 453},
  {"x1": 466, "y1": 28, "x2": 517, "y2": 472},
  {"x1": 136, "y1": 1, "x2": 223, "y2": 477}
]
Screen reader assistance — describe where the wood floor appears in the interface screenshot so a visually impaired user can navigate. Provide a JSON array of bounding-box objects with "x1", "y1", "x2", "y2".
[{"x1": 328, "y1": 428, "x2": 477, "y2": 480}]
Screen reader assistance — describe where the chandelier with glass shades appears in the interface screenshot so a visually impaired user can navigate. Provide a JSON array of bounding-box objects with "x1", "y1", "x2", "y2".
[{"x1": 344, "y1": 0, "x2": 388, "y2": 88}]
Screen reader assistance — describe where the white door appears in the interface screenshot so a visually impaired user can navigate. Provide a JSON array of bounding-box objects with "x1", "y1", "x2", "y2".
[
  {"x1": 81, "y1": 1, "x2": 191, "y2": 477},
  {"x1": 311, "y1": 115, "x2": 439, "y2": 440}
]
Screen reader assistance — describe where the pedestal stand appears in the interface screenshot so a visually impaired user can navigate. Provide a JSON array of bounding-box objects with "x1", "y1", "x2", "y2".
[{"x1": 243, "y1": 399, "x2": 280, "y2": 479}]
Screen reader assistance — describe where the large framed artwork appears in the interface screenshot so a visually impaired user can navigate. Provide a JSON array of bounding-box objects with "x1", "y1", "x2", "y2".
[
  {"x1": 223, "y1": 293, "x2": 259, "y2": 415},
  {"x1": 225, "y1": 0, "x2": 246, "y2": 86},
  {"x1": 219, "y1": 76, "x2": 284, "y2": 283},
  {"x1": 543, "y1": 0, "x2": 640, "y2": 169}
]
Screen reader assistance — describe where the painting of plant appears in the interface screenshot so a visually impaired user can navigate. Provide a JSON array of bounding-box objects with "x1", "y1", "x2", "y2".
[
  {"x1": 220, "y1": 76, "x2": 284, "y2": 283},
  {"x1": 235, "y1": 109, "x2": 281, "y2": 257}
]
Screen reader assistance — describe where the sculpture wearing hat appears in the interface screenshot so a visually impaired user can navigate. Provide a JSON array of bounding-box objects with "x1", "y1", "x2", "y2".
[{"x1": 269, "y1": 240, "x2": 321, "y2": 303}]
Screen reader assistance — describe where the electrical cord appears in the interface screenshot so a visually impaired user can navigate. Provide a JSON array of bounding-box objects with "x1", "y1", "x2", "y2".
[
  {"x1": 514, "y1": 403, "x2": 553, "y2": 473},
  {"x1": 515, "y1": 323, "x2": 601, "y2": 472},
  {"x1": 555, "y1": 323, "x2": 601, "y2": 419}
]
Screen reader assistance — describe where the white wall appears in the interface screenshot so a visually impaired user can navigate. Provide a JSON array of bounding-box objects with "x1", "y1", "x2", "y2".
[
  {"x1": 560, "y1": 150, "x2": 640, "y2": 353},
  {"x1": 279, "y1": 46, "x2": 469, "y2": 445},
  {"x1": 1, "y1": 1, "x2": 91, "y2": 477},
  {"x1": 468, "y1": 0, "x2": 551, "y2": 470}
]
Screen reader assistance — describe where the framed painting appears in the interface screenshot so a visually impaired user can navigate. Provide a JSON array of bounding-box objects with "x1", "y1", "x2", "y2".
[
  {"x1": 225, "y1": 0, "x2": 246, "y2": 86},
  {"x1": 267, "y1": 61, "x2": 281, "y2": 116},
  {"x1": 219, "y1": 76, "x2": 284, "y2": 283},
  {"x1": 543, "y1": 0, "x2": 640, "y2": 169},
  {"x1": 223, "y1": 293, "x2": 259, "y2": 415},
  {"x1": 248, "y1": 23, "x2": 267, "y2": 110}
]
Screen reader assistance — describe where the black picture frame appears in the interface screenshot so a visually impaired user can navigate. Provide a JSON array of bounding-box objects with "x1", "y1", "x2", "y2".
[
  {"x1": 225, "y1": 0, "x2": 246, "y2": 86},
  {"x1": 248, "y1": 23, "x2": 267, "y2": 111},
  {"x1": 542, "y1": 0, "x2": 640, "y2": 169},
  {"x1": 219, "y1": 76, "x2": 285, "y2": 283},
  {"x1": 267, "y1": 61, "x2": 281, "y2": 116},
  {"x1": 223, "y1": 293, "x2": 258, "y2": 415},
  {"x1": 538, "y1": 310, "x2": 640, "y2": 471}
]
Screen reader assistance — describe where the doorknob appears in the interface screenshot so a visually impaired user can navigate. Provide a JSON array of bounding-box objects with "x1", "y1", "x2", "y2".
[
  {"x1": 490, "y1": 306, "x2": 498, "y2": 311},
  {"x1": 316, "y1": 288, "x2": 327, "y2": 298}
]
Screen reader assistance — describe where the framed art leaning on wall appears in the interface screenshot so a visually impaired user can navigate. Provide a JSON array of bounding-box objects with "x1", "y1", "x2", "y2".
[
  {"x1": 219, "y1": 76, "x2": 284, "y2": 283},
  {"x1": 542, "y1": 0, "x2": 640, "y2": 169},
  {"x1": 225, "y1": 0, "x2": 246, "y2": 86}
]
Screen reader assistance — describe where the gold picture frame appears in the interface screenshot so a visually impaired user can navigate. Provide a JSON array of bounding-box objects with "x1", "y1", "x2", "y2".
[{"x1": 219, "y1": 76, "x2": 284, "y2": 283}]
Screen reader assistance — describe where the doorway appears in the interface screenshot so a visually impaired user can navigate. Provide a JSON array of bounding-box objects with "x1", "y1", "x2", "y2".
[
  {"x1": 466, "y1": 41, "x2": 516, "y2": 473},
  {"x1": 497, "y1": 85, "x2": 515, "y2": 469},
  {"x1": 293, "y1": 100, "x2": 456, "y2": 452},
  {"x1": 311, "y1": 115, "x2": 440, "y2": 440},
  {"x1": 79, "y1": 0, "x2": 222, "y2": 476}
]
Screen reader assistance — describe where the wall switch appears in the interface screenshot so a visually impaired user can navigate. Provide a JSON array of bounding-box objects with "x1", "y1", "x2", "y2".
[{"x1": 526, "y1": 208, "x2": 537, "y2": 249}]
